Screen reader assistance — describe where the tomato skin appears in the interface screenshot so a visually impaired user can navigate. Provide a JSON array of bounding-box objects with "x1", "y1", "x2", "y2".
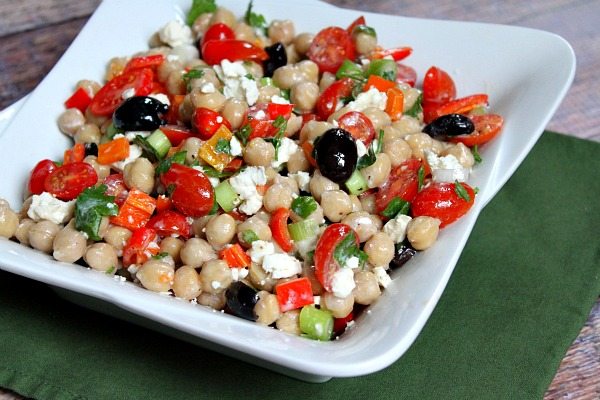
[
  {"x1": 269, "y1": 208, "x2": 293, "y2": 253},
  {"x1": 202, "y1": 23, "x2": 235, "y2": 46},
  {"x1": 102, "y1": 174, "x2": 128, "y2": 206},
  {"x1": 201, "y1": 39, "x2": 268, "y2": 65},
  {"x1": 315, "y1": 77, "x2": 354, "y2": 120},
  {"x1": 422, "y1": 66, "x2": 456, "y2": 107},
  {"x1": 307, "y1": 27, "x2": 356, "y2": 74},
  {"x1": 160, "y1": 164, "x2": 214, "y2": 218},
  {"x1": 244, "y1": 103, "x2": 293, "y2": 140},
  {"x1": 449, "y1": 114, "x2": 504, "y2": 147},
  {"x1": 395, "y1": 63, "x2": 417, "y2": 87},
  {"x1": 44, "y1": 162, "x2": 98, "y2": 201},
  {"x1": 123, "y1": 54, "x2": 165, "y2": 73},
  {"x1": 146, "y1": 210, "x2": 192, "y2": 239},
  {"x1": 337, "y1": 111, "x2": 375, "y2": 145},
  {"x1": 372, "y1": 47, "x2": 413, "y2": 62},
  {"x1": 424, "y1": 94, "x2": 488, "y2": 123},
  {"x1": 28, "y1": 159, "x2": 58, "y2": 195},
  {"x1": 89, "y1": 68, "x2": 154, "y2": 116},
  {"x1": 314, "y1": 223, "x2": 356, "y2": 291},
  {"x1": 375, "y1": 158, "x2": 422, "y2": 214},
  {"x1": 122, "y1": 227, "x2": 159, "y2": 267},
  {"x1": 192, "y1": 108, "x2": 231, "y2": 140},
  {"x1": 159, "y1": 125, "x2": 192, "y2": 146},
  {"x1": 411, "y1": 182, "x2": 475, "y2": 228}
]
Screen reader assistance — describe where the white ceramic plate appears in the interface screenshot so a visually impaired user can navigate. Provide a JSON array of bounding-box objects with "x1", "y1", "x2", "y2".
[{"x1": 0, "y1": 0, "x2": 574, "y2": 382}]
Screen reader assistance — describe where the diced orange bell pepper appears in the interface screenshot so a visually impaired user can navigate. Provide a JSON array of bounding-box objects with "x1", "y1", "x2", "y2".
[
  {"x1": 97, "y1": 137, "x2": 130, "y2": 165},
  {"x1": 363, "y1": 74, "x2": 396, "y2": 93},
  {"x1": 220, "y1": 243, "x2": 252, "y2": 268},
  {"x1": 64, "y1": 143, "x2": 85, "y2": 164},
  {"x1": 110, "y1": 189, "x2": 157, "y2": 230},
  {"x1": 385, "y1": 87, "x2": 405, "y2": 121},
  {"x1": 198, "y1": 124, "x2": 235, "y2": 171}
]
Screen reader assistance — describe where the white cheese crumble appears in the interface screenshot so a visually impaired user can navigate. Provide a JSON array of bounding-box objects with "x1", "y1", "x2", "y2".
[
  {"x1": 229, "y1": 166, "x2": 267, "y2": 215},
  {"x1": 158, "y1": 20, "x2": 194, "y2": 48},
  {"x1": 331, "y1": 268, "x2": 356, "y2": 298},
  {"x1": 229, "y1": 136, "x2": 243, "y2": 157},
  {"x1": 111, "y1": 144, "x2": 142, "y2": 171},
  {"x1": 271, "y1": 137, "x2": 299, "y2": 168},
  {"x1": 346, "y1": 87, "x2": 388, "y2": 112},
  {"x1": 313, "y1": 296, "x2": 321, "y2": 306},
  {"x1": 425, "y1": 151, "x2": 469, "y2": 183},
  {"x1": 121, "y1": 87, "x2": 136, "y2": 100},
  {"x1": 231, "y1": 267, "x2": 249, "y2": 281},
  {"x1": 148, "y1": 93, "x2": 170, "y2": 106},
  {"x1": 124, "y1": 131, "x2": 151, "y2": 142},
  {"x1": 211, "y1": 280, "x2": 222, "y2": 290},
  {"x1": 262, "y1": 253, "x2": 302, "y2": 279},
  {"x1": 271, "y1": 95, "x2": 290, "y2": 104},
  {"x1": 288, "y1": 171, "x2": 310, "y2": 192},
  {"x1": 200, "y1": 82, "x2": 216, "y2": 94},
  {"x1": 343, "y1": 256, "x2": 360, "y2": 270},
  {"x1": 249, "y1": 240, "x2": 275, "y2": 264},
  {"x1": 383, "y1": 214, "x2": 412, "y2": 243},
  {"x1": 208, "y1": 177, "x2": 220, "y2": 188},
  {"x1": 373, "y1": 266, "x2": 392, "y2": 288},
  {"x1": 27, "y1": 192, "x2": 75, "y2": 224},
  {"x1": 356, "y1": 140, "x2": 368, "y2": 158},
  {"x1": 215, "y1": 60, "x2": 259, "y2": 106}
]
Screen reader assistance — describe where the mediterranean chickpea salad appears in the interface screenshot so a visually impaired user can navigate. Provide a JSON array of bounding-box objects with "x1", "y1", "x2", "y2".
[{"x1": 0, "y1": 0, "x2": 504, "y2": 341}]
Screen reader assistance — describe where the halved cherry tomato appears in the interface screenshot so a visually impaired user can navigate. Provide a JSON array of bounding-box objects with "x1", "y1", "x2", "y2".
[
  {"x1": 63, "y1": 143, "x2": 85, "y2": 165},
  {"x1": 28, "y1": 159, "x2": 58, "y2": 195},
  {"x1": 245, "y1": 103, "x2": 293, "y2": 140},
  {"x1": 103, "y1": 174, "x2": 128, "y2": 206},
  {"x1": 146, "y1": 210, "x2": 192, "y2": 239},
  {"x1": 160, "y1": 163, "x2": 214, "y2": 217},
  {"x1": 337, "y1": 111, "x2": 375, "y2": 145},
  {"x1": 202, "y1": 23, "x2": 235, "y2": 47},
  {"x1": 89, "y1": 68, "x2": 154, "y2": 116},
  {"x1": 122, "y1": 227, "x2": 159, "y2": 267},
  {"x1": 411, "y1": 182, "x2": 475, "y2": 228},
  {"x1": 64, "y1": 87, "x2": 92, "y2": 113},
  {"x1": 315, "y1": 77, "x2": 354, "y2": 120},
  {"x1": 371, "y1": 46, "x2": 412, "y2": 62},
  {"x1": 201, "y1": 39, "x2": 268, "y2": 65},
  {"x1": 334, "y1": 311, "x2": 354, "y2": 334},
  {"x1": 346, "y1": 16, "x2": 366, "y2": 35},
  {"x1": 269, "y1": 208, "x2": 293, "y2": 253},
  {"x1": 375, "y1": 158, "x2": 421, "y2": 214},
  {"x1": 424, "y1": 94, "x2": 488, "y2": 123},
  {"x1": 422, "y1": 66, "x2": 456, "y2": 107},
  {"x1": 314, "y1": 223, "x2": 355, "y2": 291},
  {"x1": 159, "y1": 125, "x2": 193, "y2": 146},
  {"x1": 123, "y1": 54, "x2": 165, "y2": 73},
  {"x1": 275, "y1": 277, "x2": 314, "y2": 312},
  {"x1": 396, "y1": 63, "x2": 417, "y2": 87},
  {"x1": 307, "y1": 27, "x2": 356, "y2": 74},
  {"x1": 192, "y1": 107, "x2": 231, "y2": 140},
  {"x1": 44, "y1": 162, "x2": 98, "y2": 201},
  {"x1": 449, "y1": 114, "x2": 504, "y2": 147}
]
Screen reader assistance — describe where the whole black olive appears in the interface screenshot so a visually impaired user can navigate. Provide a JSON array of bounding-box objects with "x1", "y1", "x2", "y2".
[
  {"x1": 389, "y1": 243, "x2": 417, "y2": 269},
  {"x1": 225, "y1": 281, "x2": 259, "y2": 321},
  {"x1": 113, "y1": 96, "x2": 168, "y2": 131},
  {"x1": 84, "y1": 142, "x2": 98, "y2": 157},
  {"x1": 422, "y1": 113, "x2": 474, "y2": 138},
  {"x1": 262, "y1": 42, "x2": 287, "y2": 78},
  {"x1": 314, "y1": 128, "x2": 358, "y2": 183}
]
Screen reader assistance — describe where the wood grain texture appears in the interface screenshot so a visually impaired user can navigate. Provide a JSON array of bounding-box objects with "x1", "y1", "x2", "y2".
[{"x1": 0, "y1": 1, "x2": 598, "y2": 399}]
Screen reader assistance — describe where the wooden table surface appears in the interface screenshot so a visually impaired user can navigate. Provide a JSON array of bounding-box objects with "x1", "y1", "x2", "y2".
[{"x1": 0, "y1": 1, "x2": 598, "y2": 399}]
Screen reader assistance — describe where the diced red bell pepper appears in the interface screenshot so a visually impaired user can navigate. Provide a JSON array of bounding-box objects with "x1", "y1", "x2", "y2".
[
  {"x1": 64, "y1": 87, "x2": 92, "y2": 113},
  {"x1": 269, "y1": 208, "x2": 293, "y2": 253},
  {"x1": 275, "y1": 277, "x2": 314, "y2": 312},
  {"x1": 220, "y1": 244, "x2": 252, "y2": 268}
]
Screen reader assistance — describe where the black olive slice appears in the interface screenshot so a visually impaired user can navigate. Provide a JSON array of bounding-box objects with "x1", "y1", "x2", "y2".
[{"x1": 422, "y1": 113, "x2": 474, "y2": 138}]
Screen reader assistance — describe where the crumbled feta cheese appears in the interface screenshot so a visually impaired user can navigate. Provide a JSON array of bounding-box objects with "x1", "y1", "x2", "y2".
[
  {"x1": 211, "y1": 281, "x2": 221, "y2": 290},
  {"x1": 219, "y1": 60, "x2": 247, "y2": 78},
  {"x1": 356, "y1": 140, "x2": 368, "y2": 157},
  {"x1": 148, "y1": 93, "x2": 170, "y2": 106},
  {"x1": 271, "y1": 95, "x2": 290, "y2": 104},
  {"x1": 313, "y1": 296, "x2": 321, "y2": 306},
  {"x1": 159, "y1": 20, "x2": 194, "y2": 48},
  {"x1": 215, "y1": 60, "x2": 259, "y2": 106},
  {"x1": 262, "y1": 253, "x2": 302, "y2": 279},
  {"x1": 331, "y1": 268, "x2": 356, "y2": 298},
  {"x1": 249, "y1": 240, "x2": 275, "y2": 264},
  {"x1": 271, "y1": 137, "x2": 299, "y2": 168},
  {"x1": 208, "y1": 177, "x2": 220, "y2": 188},
  {"x1": 229, "y1": 166, "x2": 267, "y2": 215},
  {"x1": 200, "y1": 82, "x2": 216, "y2": 94},
  {"x1": 121, "y1": 87, "x2": 136, "y2": 100},
  {"x1": 229, "y1": 136, "x2": 243, "y2": 157},
  {"x1": 425, "y1": 151, "x2": 469, "y2": 182},
  {"x1": 288, "y1": 171, "x2": 310, "y2": 192},
  {"x1": 344, "y1": 256, "x2": 360, "y2": 270},
  {"x1": 383, "y1": 214, "x2": 412, "y2": 243},
  {"x1": 27, "y1": 192, "x2": 75, "y2": 224},
  {"x1": 255, "y1": 109, "x2": 266, "y2": 120},
  {"x1": 111, "y1": 144, "x2": 142, "y2": 171},
  {"x1": 231, "y1": 267, "x2": 249, "y2": 281},
  {"x1": 294, "y1": 236, "x2": 317, "y2": 260},
  {"x1": 240, "y1": 76, "x2": 259, "y2": 105},
  {"x1": 124, "y1": 131, "x2": 151, "y2": 142},
  {"x1": 373, "y1": 266, "x2": 392, "y2": 288},
  {"x1": 347, "y1": 87, "x2": 388, "y2": 112}
]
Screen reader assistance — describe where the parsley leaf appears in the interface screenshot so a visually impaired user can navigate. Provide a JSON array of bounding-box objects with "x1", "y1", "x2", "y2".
[
  {"x1": 236, "y1": 123, "x2": 252, "y2": 146},
  {"x1": 75, "y1": 185, "x2": 118, "y2": 241},
  {"x1": 155, "y1": 151, "x2": 187, "y2": 176},
  {"x1": 333, "y1": 232, "x2": 367, "y2": 269},
  {"x1": 454, "y1": 180, "x2": 471, "y2": 202},
  {"x1": 241, "y1": 230, "x2": 259, "y2": 244},
  {"x1": 244, "y1": 0, "x2": 268, "y2": 34},
  {"x1": 215, "y1": 138, "x2": 231, "y2": 154},
  {"x1": 357, "y1": 130, "x2": 384, "y2": 170},
  {"x1": 291, "y1": 196, "x2": 318, "y2": 219},
  {"x1": 105, "y1": 266, "x2": 116, "y2": 275},
  {"x1": 472, "y1": 144, "x2": 482, "y2": 164},
  {"x1": 133, "y1": 135, "x2": 160, "y2": 162},
  {"x1": 271, "y1": 115, "x2": 287, "y2": 161},
  {"x1": 182, "y1": 69, "x2": 205, "y2": 91},
  {"x1": 381, "y1": 197, "x2": 411, "y2": 219},
  {"x1": 404, "y1": 93, "x2": 423, "y2": 118},
  {"x1": 187, "y1": 0, "x2": 217, "y2": 26},
  {"x1": 353, "y1": 25, "x2": 377, "y2": 37},
  {"x1": 417, "y1": 165, "x2": 425, "y2": 191},
  {"x1": 152, "y1": 252, "x2": 170, "y2": 260},
  {"x1": 198, "y1": 165, "x2": 234, "y2": 178}
]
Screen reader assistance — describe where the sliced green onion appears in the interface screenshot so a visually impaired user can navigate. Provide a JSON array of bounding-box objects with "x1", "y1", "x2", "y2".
[
  {"x1": 454, "y1": 181, "x2": 471, "y2": 202},
  {"x1": 336, "y1": 59, "x2": 365, "y2": 82},
  {"x1": 345, "y1": 169, "x2": 369, "y2": 195},
  {"x1": 241, "y1": 230, "x2": 259, "y2": 244},
  {"x1": 214, "y1": 181, "x2": 239, "y2": 212},
  {"x1": 472, "y1": 145, "x2": 482, "y2": 164},
  {"x1": 291, "y1": 196, "x2": 317, "y2": 219},
  {"x1": 146, "y1": 129, "x2": 172, "y2": 159},
  {"x1": 365, "y1": 59, "x2": 398, "y2": 82},
  {"x1": 299, "y1": 305, "x2": 334, "y2": 341},
  {"x1": 288, "y1": 219, "x2": 318, "y2": 242}
]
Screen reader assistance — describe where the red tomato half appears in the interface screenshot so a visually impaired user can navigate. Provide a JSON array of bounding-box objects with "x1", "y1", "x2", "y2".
[
  {"x1": 202, "y1": 23, "x2": 235, "y2": 46},
  {"x1": 372, "y1": 47, "x2": 413, "y2": 62},
  {"x1": 375, "y1": 158, "x2": 421, "y2": 214},
  {"x1": 192, "y1": 108, "x2": 231, "y2": 140},
  {"x1": 315, "y1": 77, "x2": 354, "y2": 120},
  {"x1": 123, "y1": 54, "x2": 165, "y2": 73},
  {"x1": 122, "y1": 227, "x2": 159, "y2": 267},
  {"x1": 159, "y1": 125, "x2": 193, "y2": 146},
  {"x1": 160, "y1": 164, "x2": 214, "y2": 217},
  {"x1": 307, "y1": 27, "x2": 356, "y2": 74},
  {"x1": 146, "y1": 210, "x2": 192, "y2": 239},
  {"x1": 201, "y1": 39, "x2": 268, "y2": 65},
  {"x1": 337, "y1": 111, "x2": 376, "y2": 145},
  {"x1": 28, "y1": 159, "x2": 57, "y2": 195},
  {"x1": 411, "y1": 182, "x2": 475, "y2": 228},
  {"x1": 314, "y1": 223, "x2": 356, "y2": 291},
  {"x1": 89, "y1": 68, "x2": 154, "y2": 116},
  {"x1": 449, "y1": 114, "x2": 504, "y2": 147},
  {"x1": 103, "y1": 174, "x2": 129, "y2": 206},
  {"x1": 44, "y1": 162, "x2": 98, "y2": 201},
  {"x1": 423, "y1": 66, "x2": 456, "y2": 107},
  {"x1": 424, "y1": 94, "x2": 488, "y2": 123},
  {"x1": 396, "y1": 63, "x2": 417, "y2": 87}
]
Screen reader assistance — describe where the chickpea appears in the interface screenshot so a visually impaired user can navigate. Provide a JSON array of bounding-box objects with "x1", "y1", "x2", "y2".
[
  {"x1": 392, "y1": 115, "x2": 422, "y2": 137},
  {"x1": 191, "y1": 12, "x2": 213, "y2": 38},
  {"x1": 221, "y1": 98, "x2": 248, "y2": 130},
  {"x1": 166, "y1": 69, "x2": 186, "y2": 95},
  {"x1": 359, "y1": 193, "x2": 376, "y2": 214},
  {"x1": 188, "y1": 68, "x2": 221, "y2": 92},
  {"x1": 403, "y1": 87, "x2": 422, "y2": 112},
  {"x1": 254, "y1": 291, "x2": 281, "y2": 325},
  {"x1": 190, "y1": 90, "x2": 226, "y2": 112},
  {"x1": 360, "y1": 153, "x2": 391, "y2": 189},
  {"x1": 405, "y1": 132, "x2": 434, "y2": 159},
  {"x1": 157, "y1": 58, "x2": 183, "y2": 82},
  {"x1": 257, "y1": 85, "x2": 280, "y2": 104},
  {"x1": 57, "y1": 108, "x2": 85, "y2": 136},
  {"x1": 137, "y1": 259, "x2": 175, "y2": 292},
  {"x1": 0, "y1": 200, "x2": 18, "y2": 238},
  {"x1": 192, "y1": 215, "x2": 211, "y2": 238},
  {"x1": 234, "y1": 22, "x2": 256, "y2": 42},
  {"x1": 296, "y1": 60, "x2": 319, "y2": 83},
  {"x1": 205, "y1": 214, "x2": 236, "y2": 249},
  {"x1": 287, "y1": 148, "x2": 310, "y2": 173},
  {"x1": 178, "y1": 95, "x2": 195, "y2": 124},
  {"x1": 124, "y1": 158, "x2": 155, "y2": 194},
  {"x1": 384, "y1": 138, "x2": 413, "y2": 167},
  {"x1": 20, "y1": 196, "x2": 32, "y2": 217},
  {"x1": 244, "y1": 61, "x2": 264, "y2": 80},
  {"x1": 285, "y1": 44, "x2": 300, "y2": 65},
  {"x1": 342, "y1": 211, "x2": 379, "y2": 243},
  {"x1": 364, "y1": 232, "x2": 395, "y2": 267},
  {"x1": 407, "y1": 216, "x2": 440, "y2": 250},
  {"x1": 243, "y1": 138, "x2": 275, "y2": 167},
  {"x1": 197, "y1": 291, "x2": 226, "y2": 310},
  {"x1": 263, "y1": 184, "x2": 294, "y2": 212},
  {"x1": 276, "y1": 309, "x2": 301, "y2": 335},
  {"x1": 290, "y1": 82, "x2": 319, "y2": 112},
  {"x1": 248, "y1": 262, "x2": 276, "y2": 292},
  {"x1": 74, "y1": 123, "x2": 101, "y2": 144},
  {"x1": 319, "y1": 71, "x2": 336, "y2": 92},
  {"x1": 159, "y1": 236, "x2": 184, "y2": 264},
  {"x1": 355, "y1": 32, "x2": 377, "y2": 55},
  {"x1": 299, "y1": 121, "x2": 334, "y2": 144},
  {"x1": 84, "y1": 243, "x2": 118, "y2": 273},
  {"x1": 272, "y1": 65, "x2": 299, "y2": 89},
  {"x1": 382, "y1": 125, "x2": 403, "y2": 142},
  {"x1": 52, "y1": 226, "x2": 87, "y2": 263},
  {"x1": 293, "y1": 32, "x2": 313, "y2": 55},
  {"x1": 84, "y1": 156, "x2": 110, "y2": 181},
  {"x1": 349, "y1": 195, "x2": 362, "y2": 212},
  {"x1": 237, "y1": 217, "x2": 272, "y2": 247},
  {"x1": 210, "y1": 7, "x2": 236, "y2": 27},
  {"x1": 363, "y1": 107, "x2": 392, "y2": 131},
  {"x1": 14, "y1": 219, "x2": 35, "y2": 245},
  {"x1": 76, "y1": 79, "x2": 101, "y2": 98},
  {"x1": 199, "y1": 259, "x2": 232, "y2": 294},
  {"x1": 172, "y1": 265, "x2": 202, "y2": 300},
  {"x1": 105, "y1": 56, "x2": 127, "y2": 80},
  {"x1": 28, "y1": 221, "x2": 60, "y2": 253},
  {"x1": 181, "y1": 137, "x2": 203, "y2": 165},
  {"x1": 285, "y1": 114, "x2": 302, "y2": 137},
  {"x1": 180, "y1": 238, "x2": 216, "y2": 267},
  {"x1": 268, "y1": 19, "x2": 295, "y2": 45},
  {"x1": 322, "y1": 292, "x2": 354, "y2": 318},
  {"x1": 309, "y1": 170, "x2": 339, "y2": 202},
  {"x1": 170, "y1": 45, "x2": 199, "y2": 65},
  {"x1": 442, "y1": 142, "x2": 475, "y2": 168},
  {"x1": 104, "y1": 226, "x2": 132, "y2": 252},
  {"x1": 353, "y1": 270, "x2": 381, "y2": 305},
  {"x1": 321, "y1": 190, "x2": 353, "y2": 223}
]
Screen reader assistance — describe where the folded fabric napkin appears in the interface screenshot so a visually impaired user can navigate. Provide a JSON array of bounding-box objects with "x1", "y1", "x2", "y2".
[{"x1": 0, "y1": 131, "x2": 598, "y2": 400}]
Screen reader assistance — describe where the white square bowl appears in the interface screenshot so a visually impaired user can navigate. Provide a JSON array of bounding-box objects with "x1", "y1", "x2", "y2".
[{"x1": 0, "y1": 0, "x2": 574, "y2": 382}]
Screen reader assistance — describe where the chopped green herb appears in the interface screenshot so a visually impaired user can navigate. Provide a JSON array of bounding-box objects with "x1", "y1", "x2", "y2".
[
  {"x1": 166, "y1": 184, "x2": 177, "y2": 196},
  {"x1": 198, "y1": 165, "x2": 234, "y2": 179},
  {"x1": 280, "y1": 88, "x2": 291, "y2": 101},
  {"x1": 305, "y1": 250, "x2": 315, "y2": 265},
  {"x1": 187, "y1": 0, "x2": 217, "y2": 26},
  {"x1": 182, "y1": 69, "x2": 205, "y2": 91},
  {"x1": 105, "y1": 266, "x2": 116, "y2": 275},
  {"x1": 208, "y1": 199, "x2": 219, "y2": 215},
  {"x1": 152, "y1": 252, "x2": 170, "y2": 260},
  {"x1": 291, "y1": 196, "x2": 318, "y2": 219},
  {"x1": 474, "y1": 187, "x2": 480, "y2": 195},
  {"x1": 155, "y1": 151, "x2": 187, "y2": 176},
  {"x1": 333, "y1": 232, "x2": 367, "y2": 269},
  {"x1": 472, "y1": 145, "x2": 482, "y2": 164},
  {"x1": 375, "y1": 129, "x2": 384, "y2": 153},
  {"x1": 404, "y1": 93, "x2": 423, "y2": 118},
  {"x1": 271, "y1": 115, "x2": 287, "y2": 161},
  {"x1": 454, "y1": 180, "x2": 471, "y2": 202},
  {"x1": 336, "y1": 59, "x2": 366, "y2": 82},
  {"x1": 381, "y1": 197, "x2": 410, "y2": 219},
  {"x1": 417, "y1": 165, "x2": 425, "y2": 191},
  {"x1": 353, "y1": 25, "x2": 377, "y2": 37},
  {"x1": 244, "y1": 0, "x2": 268, "y2": 34},
  {"x1": 74, "y1": 185, "x2": 118, "y2": 241},
  {"x1": 241, "y1": 230, "x2": 259, "y2": 244},
  {"x1": 244, "y1": 73, "x2": 255, "y2": 80},
  {"x1": 133, "y1": 135, "x2": 160, "y2": 162},
  {"x1": 235, "y1": 123, "x2": 252, "y2": 146},
  {"x1": 215, "y1": 138, "x2": 231, "y2": 154},
  {"x1": 357, "y1": 130, "x2": 384, "y2": 170}
]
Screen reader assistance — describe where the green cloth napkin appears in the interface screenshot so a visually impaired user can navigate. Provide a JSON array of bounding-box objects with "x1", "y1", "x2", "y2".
[{"x1": 1, "y1": 131, "x2": 599, "y2": 400}]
